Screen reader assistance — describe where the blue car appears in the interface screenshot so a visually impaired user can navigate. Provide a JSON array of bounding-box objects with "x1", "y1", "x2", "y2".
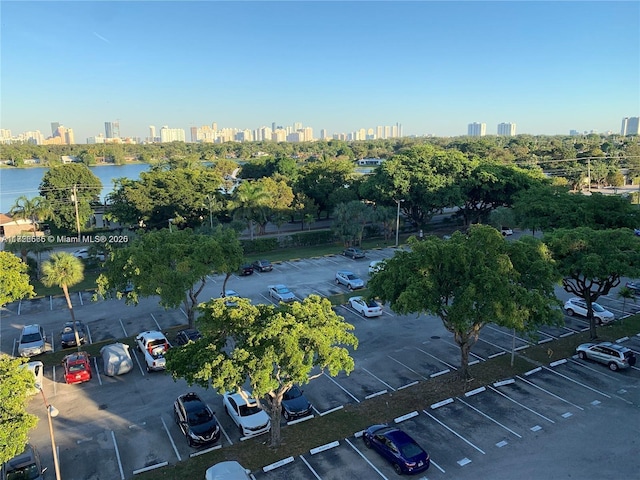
[{"x1": 363, "y1": 424, "x2": 430, "y2": 475}]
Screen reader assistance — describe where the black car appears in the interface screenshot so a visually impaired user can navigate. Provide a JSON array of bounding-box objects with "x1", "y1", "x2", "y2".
[
  {"x1": 625, "y1": 281, "x2": 640, "y2": 295},
  {"x1": 60, "y1": 321, "x2": 87, "y2": 349},
  {"x1": 173, "y1": 392, "x2": 220, "y2": 446},
  {"x1": 252, "y1": 259, "x2": 273, "y2": 272},
  {"x1": 239, "y1": 264, "x2": 254, "y2": 276},
  {"x1": 281, "y1": 385, "x2": 313, "y2": 421},
  {"x1": 174, "y1": 329, "x2": 203, "y2": 346}
]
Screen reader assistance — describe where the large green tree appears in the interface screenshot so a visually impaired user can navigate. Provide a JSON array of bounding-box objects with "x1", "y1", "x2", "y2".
[
  {"x1": 231, "y1": 181, "x2": 270, "y2": 240},
  {"x1": 0, "y1": 252, "x2": 35, "y2": 306},
  {"x1": 165, "y1": 295, "x2": 358, "y2": 447},
  {"x1": 332, "y1": 200, "x2": 374, "y2": 246},
  {"x1": 544, "y1": 227, "x2": 640, "y2": 339},
  {"x1": 368, "y1": 225, "x2": 561, "y2": 379},
  {"x1": 39, "y1": 164, "x2": 102, "y2": 232},
  {"x1": 0, "y1": 355, "x2": 39, "y2": 465},
  {"x1": 9, "y1": 195, "x2": 52, "y2": 232},
  {"x1": 296, "y1": 158, "x2": 356, "y2": 219},
  {"x1": 97, "y1": 228, "x2": 243, "y2": 328}
]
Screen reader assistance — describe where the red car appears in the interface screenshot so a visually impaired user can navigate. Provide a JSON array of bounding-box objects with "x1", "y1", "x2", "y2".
[{"x1": 62, "y1": 352, "x2": 92, "y2": 384}]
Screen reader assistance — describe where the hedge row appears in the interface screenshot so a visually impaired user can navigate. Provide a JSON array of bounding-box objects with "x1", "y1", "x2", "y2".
[{"x1": 241, "y1": 230, "x2": 338, "y2": 253}]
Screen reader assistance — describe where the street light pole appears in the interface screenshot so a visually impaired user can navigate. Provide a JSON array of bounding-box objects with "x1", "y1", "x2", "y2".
[
  {"x1": 39, "y1": 388, "x2": 61, "y2": 480},
  {"x1": 395, "y1": 199, "x2": 404, "y2": 247},
  {"x1": 168, "y1": 218, "x2": 173, "y2": 233},
  {"x1": 207, "y1": 194, "x2": 214, "y2": 230}
]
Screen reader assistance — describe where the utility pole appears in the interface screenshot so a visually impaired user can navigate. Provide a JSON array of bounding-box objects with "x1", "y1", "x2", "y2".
[{"x1": 72, "y1": 184, "x2": 81, "y2": 239}]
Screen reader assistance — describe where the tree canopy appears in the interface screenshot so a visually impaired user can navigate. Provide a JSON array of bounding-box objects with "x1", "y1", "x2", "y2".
[
  {"x1": 165, "y1": 295, "x2": 358, "y2": 447},
  {"x1": 0, "y1": 252, "x2": 35, "y2": 306},
  {"x1": 0, "y1": 355, "x2": 39, "y2": 464},
  {"x1": 544, "y1": 227, "x2": 640, "y2": 338},
  {"x1": 367, "y1": 225, "x2": 561, "y2": 379}
]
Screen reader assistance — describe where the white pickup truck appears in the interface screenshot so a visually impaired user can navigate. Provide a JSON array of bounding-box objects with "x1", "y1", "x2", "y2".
[{"x1": 135, "y1": 331, "x2": 171, "y2": 372}]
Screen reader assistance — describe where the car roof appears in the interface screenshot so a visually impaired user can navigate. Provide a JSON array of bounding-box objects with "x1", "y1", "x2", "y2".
[
  {"x1": 5, "y1": 444, "x2": 38, "y2": 470},
  {"x1": 269, "y1": 284, "x2": 288, "y2": 289},
  {"x1": 598, "y1": 342, "x2": 630, "y2": 352},
  {"x1": 138, "y1": 330, "x2": 167, "y2": 340},
  {"x1": 21, "y1": 324, "x2": 41, "y2": 334},
  {"x1": 337, "y1": 270, "x2": 355, "y2": 275},
  {"x1": 226, "y1": 391, "x2": 256, "y2": 405},
  {"x1": 64, "y1": 352, "x2": 89, "y2": 362}
]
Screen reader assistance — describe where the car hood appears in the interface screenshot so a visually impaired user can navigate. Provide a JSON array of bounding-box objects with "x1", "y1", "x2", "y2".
[
  {"x1": 61, "y1": 331, "x2": 84, "y2": 342},
  {"x1": 282, "y1": 395, "x2": 311, "y2": 413},
  {"x1": 191, "y1": 419, "x2": 220, "y2": 437},
  {"x1": 240, "y1": 410, "x2": 270, "y2": 428}
]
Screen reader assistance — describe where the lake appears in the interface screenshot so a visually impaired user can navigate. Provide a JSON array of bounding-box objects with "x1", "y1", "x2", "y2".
[{"x1": 0, "y1": 164, "x2": 151, "y2": 212}]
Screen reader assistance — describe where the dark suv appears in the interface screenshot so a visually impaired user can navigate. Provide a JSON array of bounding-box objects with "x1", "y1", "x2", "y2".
[
  {"x1": 173, "y1": 392, "x2": 220, "y2": 446},
  {"x1": 252, "y1": 259, "x2": 273, "y2": 272}
]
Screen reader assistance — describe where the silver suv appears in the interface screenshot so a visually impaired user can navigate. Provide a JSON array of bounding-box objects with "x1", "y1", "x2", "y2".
[
  {"x1": 576, "y1": 342, "x2": 637, "y2": 371},
  {"x1": 18, "y1": 324, "x2": 47, "y2": 357},
  {"x1": 563, "y1": 298, "x2": 614, "y2": 324}
]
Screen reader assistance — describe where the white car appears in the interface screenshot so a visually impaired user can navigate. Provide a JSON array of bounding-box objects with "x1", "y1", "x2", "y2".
[
  {"x1": 222, "y1": 391, "x2": 271, "y2": 438},
  {"x1": 368, "y1": 260, "x2": 385, "y2": 275},
  {"x1": 18, "y1": 324, "x2": 47, "y2": 357},
  {"x1": 221, "y1": 289, "x2": 240, "y2": 307},
  {"x1": 349, "y1": 296, "x2": 382, "y2": 317},
  {"x1": 564, "y1": 297, "x2": 614, "y2": 324},
  {"x1": 268, "y1": 284, "x2": 296, "y2": 303},
  {"x1": 73, "y1": 248, "x2": 105, "y2": 261},
  {"x1": 20, "y1": 361, "x2": 43, "y2": 395},
  {"x1": 335, "y1": 271, "x2": 365, "y2": 290},
  {"x1": 501, "y1": 227, "x2": 513, "y2": 236}
]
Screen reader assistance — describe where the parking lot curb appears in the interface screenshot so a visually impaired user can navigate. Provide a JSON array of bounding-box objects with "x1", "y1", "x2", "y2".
[
  {"x1": 310, "y1": 440, "x2": 340, "y2": 455},
  {"x1": 262, "y1": 456, "x2": 294, "y2": 472},
  {"x1": 132, "y1": 461, "x2": 168, "y2": 475}
]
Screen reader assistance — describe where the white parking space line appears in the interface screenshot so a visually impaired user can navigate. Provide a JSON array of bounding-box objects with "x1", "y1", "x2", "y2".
[
  {"x1": 567, "y1": 360, "x2": 636, "y2": 404},
  {"x1": 415, "y1": 346, "x2": 458, "y2": 370},
  {"x1": 345, "y1": 438, "x2": 389, "y2": 480},
  {"x1": 442, "y1": 339, "x2": 485, "y2": 361},
  {"x1": 284, "y1": 261, "x2": 304, "y2": 270},
  {"x1": 299, "y1": 455, "x2": 323, "y2": 480},
  {"x1": 150, "y1": 313, "x2": 162, "y2": 331},
  {"x1": 93, "y1": 357, "x2": 102, "y2": 385},
  {"x1": 541, "y1": 366, "x2": 612, "y2": 398},
  {"x1": 214, "y1": 413, "x2": 233, "y2": 445},
  {"x1": 17, "y1": 299, "x2": 22, "y2": 315},
  {"x1": 485, "y1": 325, "x2": 531, "y2": 343},
  {"x1": 86, "y1": 324, "x2": 93, "y2": 344},
  {"x1": 477, "y1": 336, "x2": 512, "y2": 353},
  {"x1": 111, "y1": 431, "x2": 125, "y2": 480},
  {"x1": 78, "y1": 291, "x2": 84, "y2": 306},
  {"x1": 387, "y1": 355, "x2": 429, "y2": 380},
  {"x1": 50, "y1": 331, "x2": 55, "y2": 353},
  {"x1": 132, "y1": 350, "x2": 146, "y2": 376},
  {"x1": 455, "y1": 397, "x2": 522, "y2": 438},
  {"x1": 422, "y1": 410, "x2": 486, "y2": 454},
  {"x1": 488, "y1": 386, "x2": 555, "y2": 423},
  {"x1": 119, "y1": 319, "x2": 128, "y2": 337},
  {"x1": 323, "y1": 372, "x2": 360, "y2": 403},
  {"x1": 361, "y1": 367, "x2": 396, "y2": 391},
  {"x1": 49, "y1": 296, "x2": 53, "y2": 310},
  {"x1": 515, "y1": 375, "x2": 584, "y2": 411},
  {"x1": 538, "y1": 329, "x2": 558, "y2": 339},
  {"x1": 161, "y1": 416, "x2": 182, "y2": 461},
  {"x1": 52, "y1": 366, "x2": 57, "y2": 396}
]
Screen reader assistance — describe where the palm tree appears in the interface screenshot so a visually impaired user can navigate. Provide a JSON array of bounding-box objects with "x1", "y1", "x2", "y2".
[
  {"x1": 617, "y1": 286, "x2": 637, "y2": 322},
  {"x1": 41, "y1": 252, "x2": 85, "y2": 349},
  {"x1": 231, "y1": 182, "x2": 269, "y2": 240},
  {"x1": 9, "y1": 195, "x2": 52, "y2": 232}
]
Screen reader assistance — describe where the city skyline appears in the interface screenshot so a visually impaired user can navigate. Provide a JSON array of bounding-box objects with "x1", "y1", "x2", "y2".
[{"x1": 1, "y1": 1, "x2": 638, "y2": 141}]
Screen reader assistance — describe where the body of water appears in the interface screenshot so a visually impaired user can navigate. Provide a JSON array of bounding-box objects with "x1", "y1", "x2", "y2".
[{"x1": 0, "y1": 163, "x2": 150, "y2": 212}]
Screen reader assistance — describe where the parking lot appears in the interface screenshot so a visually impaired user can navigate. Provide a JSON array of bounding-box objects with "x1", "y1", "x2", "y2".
[{"x1": 3, "y1": 246, "x2": 640, "y2": 479}]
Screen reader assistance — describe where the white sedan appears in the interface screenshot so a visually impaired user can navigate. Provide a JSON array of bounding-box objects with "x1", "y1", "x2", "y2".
[
  {"x1": 222, "y1": 391, "x2": 271, "y2": 438},
  {"x1": 349, "y1": 296, "x2": 383, "y2": 317}
]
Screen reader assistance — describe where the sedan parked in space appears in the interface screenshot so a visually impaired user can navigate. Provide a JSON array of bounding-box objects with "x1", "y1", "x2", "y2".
[
  {"x1": 174, "y1": 329, "x2": 203, "y2": 346},
  {"x1": 363, "y1": 424, "x2": 430, "y2": 475},
  {"x1": 349, "y1": 296, "x2": 383, "y2": 317},
  {"x1": 17, "y1": 324, "x2": 47, "y2": 357},
  {"x1": 268, "y1": 284, "x2": 296, "y2": 303},
  {"x1": 576, "y1": 342, "x2": 637, "y2": 371},
  {"x1": 60, "y1": 321, "x2": 87, "y2": 349},
  {"x1": 222, "y1": 390, "x2": 271, "y2": 438},
  {"x1": 173, "y1": 392, "x2": 220, "y2": 446},
  {"x1": 61, "y1": 351, "x2": 92, "y2": 384},
  {"x1": 342, "y1": 247, "x2": 366, "y2": 259},
  {"x1": 368, "y1": 260, "x2": 385, "y2": 274},
  {"x1": 625, "y1": 281, "x2": 640, "y2": 295},
  {"x1": 239, "y1": 264, "x2": 254, "y2": 276},
  {"x1": 252, "y1": 259, "x2": 273, "y2": 272},
  {"x1": 100, "y1": 343, "x2": 133, "y2": 376},
  {"x1": 221, "y1": 289, "x2": 240, "y2": 307},
  {"x1": 564, "y1": 297, "x2": 614, "y2": 324},
  {"x1": 281, "y1": 385, "x2": 313, "y2": 421},
  {"x1": 335, "y1": 271, "x2": 365, "y2": 290}
]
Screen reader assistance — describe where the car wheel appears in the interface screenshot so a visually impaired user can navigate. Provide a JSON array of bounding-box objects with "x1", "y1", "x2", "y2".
[
  {"x1": 187, "y1": 437, "x2": 194, "y2": 447},
  {"x1": 596, "y1": 317, "x2": 602, "y2": 326},
  {"x1": 348, "y1": 285, "x2": 353, "y2": 291},
  {"x1": 393, "y1": 463, "x2": 403, "y2": 475},
  {"x1": 146, "y1": 365, "x2": 150, "y2": 373},
  {"x1": 283, "y1": 410, "x2": 290, "y2": 421},
  {"x1": 136, "y1": 344, "x2": 141, "y2": 352},
  {"x1": 335, "y1": 279, "x2": 340, "y2": 285},
  {"x1": 609, "y1": 362, "x2": 619, "y2": 371},
  {"x1": 578, "y1": 351, "x2": 587, "y2": 360},
  {"x1": 238, "y1": 424, "x2": 244, "y2": 435},
  {"x1": 363, "y1": 436, "x2": 372, "y2": 448},
  {"x1": 565, "y1": 309, "x2": 574, "y2": 316}
]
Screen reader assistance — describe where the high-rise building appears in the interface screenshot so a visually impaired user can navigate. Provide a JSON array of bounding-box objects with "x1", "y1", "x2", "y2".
[
  {"x1": 190, "y1": 127, "x2": 198, "y2": 142},
  {"x1": 149, "y1": 125, "x2": 156, "y2": 142},
  {"x1": 468, "y1": 122, "x2": 486, "y2": 137},
  {"x1": 621, "y1": 117, "x2": 640, "y2": 136},
  {"x1": 50, "y1": 122, "x2": 60, "y2": 137},
  {"x1": 497, "y1": 122, "x2": 516, "y2": 136},
  {"x1": 160, "y1": 126, "x2": 186, "y2": 142},
  {"x1": 105, "y1": 121, "x2": 120, "y2": 139}
]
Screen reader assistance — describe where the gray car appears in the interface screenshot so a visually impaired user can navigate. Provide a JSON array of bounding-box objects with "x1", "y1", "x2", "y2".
[
  {"x1": 268, "y1": 284, "x2": 296, "y2": 303},
  {"x1": 1, "y1": 444, "x2": 46, "y2": 480},
  {"x1": 18, "y1": 324, "x2": 47, "y2": 357},
  {"x1": 335, "y1": 271, "x2": 365, "y2": 290},
  {"x1": 576, "y1": 342, "x2": 637, "y2": 371}
]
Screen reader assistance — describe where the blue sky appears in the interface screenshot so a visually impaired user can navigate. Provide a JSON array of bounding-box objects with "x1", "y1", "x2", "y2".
[{"x1": 1, "y1": 1, "x2": 638, "y2": 140}]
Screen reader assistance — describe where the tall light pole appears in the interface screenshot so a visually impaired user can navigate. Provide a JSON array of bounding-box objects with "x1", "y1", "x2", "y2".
[
  {"x1": 395, "y1": 199, "x2": 404, "y2": 247},
  {"x1": 168, "y1": 218, "x2": 174, "y2": 233},
  {"x1": 206, "y1": 194, "x2": 214, "y2": 230},
  {"x1": 39, "y1": 388, "x2": 61, "y2": 480}
]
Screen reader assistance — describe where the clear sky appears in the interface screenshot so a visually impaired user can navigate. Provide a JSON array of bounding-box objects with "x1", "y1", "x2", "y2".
[{"x1": 1, "y1": 0, "x2": 639, "y2": 140}]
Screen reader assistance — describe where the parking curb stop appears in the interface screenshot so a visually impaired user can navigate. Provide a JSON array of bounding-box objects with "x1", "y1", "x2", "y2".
[
  {"x1": 263, "y1": 456, "x2": 294, "y2": 472},
  {"x1": 394, "y1": 411, "x2": 419, "y2": 423},
  {"x1": 310, "y1": 440, "x2": 340, "y2": 455},
  {"x1": 493, "y1": 379, "x2": 515, "y2": 387},
  {"x1": 549, "y1": 359, "x2": 567, "y2": 367},
  {"x1": 524, "y1": 366, "x2": 542, "y2": 376},
  {"x1": 431, "y1": 398, "x2": 454, "y2": 409},
  {"x1": 132, "y1": 462, "x2": 168, "y2": 475}
]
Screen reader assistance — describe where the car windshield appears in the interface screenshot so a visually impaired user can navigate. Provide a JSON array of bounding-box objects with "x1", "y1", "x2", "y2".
[
  {"x1": 277, "y1": 287, "x2": 290, "y2": 294},
  {"x1": 188, "y1": 407, "x2": 213, "y2": 425},
  {"x1": 284, "y1": 386, "x2": 302, "y2": 400},
  {"x1": 366, "y1": 300, "x2": 379, "y2": 308},
  {"x1": 592, "y1": 303, "x2": 605, "y2": 312},
  {"x1": 399, "y1": 441, "x2": 424, "y2": 458},
  {"x1": 238, "y1": 403, "x2": 261, "y2": 416},
  {"x1": 21, "y1": 333, "x2": 42, "y2": 344},
  {"x1": 347, "y1": 274, "x2": 357, "y2": 280},
  {"x1": 68, "y1": 363, "x2": 86, "y2": 373},
  {"x1": 6, "y1": 463, "x2": 40, "y2": 480}
]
